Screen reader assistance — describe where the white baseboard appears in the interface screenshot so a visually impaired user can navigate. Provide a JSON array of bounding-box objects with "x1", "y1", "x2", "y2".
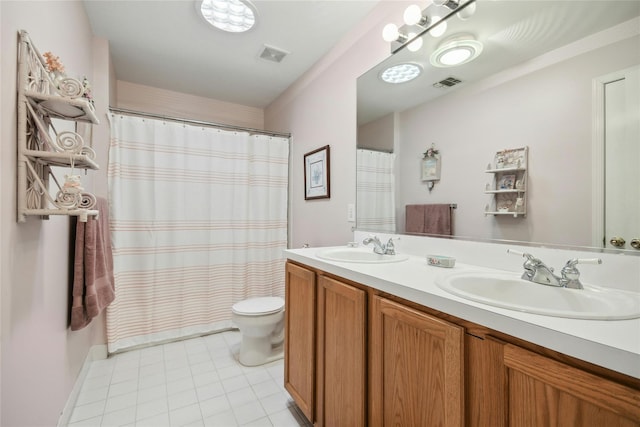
[{"x1": 57, "y1": 344, "x2": 108, "y2": 427}]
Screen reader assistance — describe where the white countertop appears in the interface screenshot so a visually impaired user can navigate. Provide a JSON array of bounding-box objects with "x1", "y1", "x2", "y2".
[{"x1": 284, "y1": 246, "x2": 640, "y2": 379}]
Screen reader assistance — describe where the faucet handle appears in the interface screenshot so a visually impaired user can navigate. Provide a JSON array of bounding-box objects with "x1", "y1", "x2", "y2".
[
  {"x1": 507, "y1": 249, "x2": 533, "y2": 260},
  {"x1": 564, "y1": 258, "x2": 603, "y2": 267},
  {"x1": 385, "y1": 238, "x2": 396, "y2": 255},
  {"x1": 561, "y1": 258, "x2": 602, "y2": 289}
]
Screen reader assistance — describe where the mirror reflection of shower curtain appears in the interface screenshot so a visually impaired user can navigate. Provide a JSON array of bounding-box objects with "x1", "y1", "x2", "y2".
[
  {"x1": 356, "y1": 149, "x2": 396, "y2": 232},
  {"x1": 107, "y1": 113, "x2": 289, "y2": 353}
]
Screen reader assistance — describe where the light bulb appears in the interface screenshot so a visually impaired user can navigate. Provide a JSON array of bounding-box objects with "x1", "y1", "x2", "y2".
[
  {"x1": 382, "y1": 23, "x2": 400, "y2": 42},
  {"x1": 440, "y1": 48, "x2": 472, "y2": 65},
  {"x1": 403, "y1": 5, "x2": 423, "y2": 26},
  {"x1": 456, "y1": 0, "x2": 476, "y2": 20},
  {"x1": 429, "y1": 16, "x2": 447, "y2": 37},
  {"x1": 407, "y1": 33, "x2": 423, "y2": 52}
]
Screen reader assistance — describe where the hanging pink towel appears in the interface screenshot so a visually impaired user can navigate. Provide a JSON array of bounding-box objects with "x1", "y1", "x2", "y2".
[
  {"x1": 71, "y1": 197, "x2": 115, "y2": 331},
  {"x1": 406, "y1": 204, "x2": 453, "y2": 235},
  {"x1": 406, "y1": 204, "x2": 426, "y2": 233}
]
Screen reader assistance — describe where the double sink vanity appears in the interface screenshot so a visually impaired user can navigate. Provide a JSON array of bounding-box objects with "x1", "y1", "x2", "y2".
[{"x1": 283, "y1": 233, "x2": 640, "y2": 426}]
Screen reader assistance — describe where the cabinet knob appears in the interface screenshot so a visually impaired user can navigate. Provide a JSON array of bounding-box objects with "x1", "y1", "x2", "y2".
[
  {"x1": 609, "y1": 236, "x2": 626, "y2": 248},
  {"x1": 630, "y1": 239, "x2": 640, "y2": 250}
]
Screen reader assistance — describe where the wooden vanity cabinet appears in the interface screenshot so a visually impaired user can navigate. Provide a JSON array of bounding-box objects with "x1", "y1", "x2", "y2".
[
  {"x1": 316, "y1": 275, "x2": 367, "y2": 426},
  {"x1": 369, "y1": 295, "x2": 464, "y2": 426},
  {"x1": 503, "y1": 344, "x2": 640, "y2": 426},
  {"x1": 284, "y1": 262, "x2": 316, "y2": 422},
  {"x1": 284, "y1": 261, "x2": 640, "y2": 427},
  {"x1": 284, "y1": 261, "x2": 367, "y2": 426}
]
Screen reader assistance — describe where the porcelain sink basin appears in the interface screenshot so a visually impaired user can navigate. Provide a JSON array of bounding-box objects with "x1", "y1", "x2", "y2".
[
  {"x1": 316, "y1": 247, "x2": 409, "y2": 264},
  {"x1": 436, "y1": 271, "x2": 640, "y2": 320}
]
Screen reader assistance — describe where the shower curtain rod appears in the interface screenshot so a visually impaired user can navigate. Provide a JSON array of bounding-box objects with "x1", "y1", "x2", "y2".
[
  {"x1": 109, "y1": 107, "x2": 291, "y2": 139},
  {"x1": 357, "y1": 147, "x2": 393, "y2": 154}
]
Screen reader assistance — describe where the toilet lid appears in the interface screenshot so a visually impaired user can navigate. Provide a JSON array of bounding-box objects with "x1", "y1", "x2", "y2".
[{"x1": 232, "y1": 297, "x2": 284, "y2": 316}]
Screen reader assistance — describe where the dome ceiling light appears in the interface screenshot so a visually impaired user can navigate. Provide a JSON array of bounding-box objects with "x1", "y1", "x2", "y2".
[
  {"x1": 430, "y1": 34, "x2": 483, "y2": 67},
  {"x1": 200, "y1": 0, "x2": 257, "y2": 33},
  {"x1": 380, "y1": 63, "x2": 423, "y2": 84}
]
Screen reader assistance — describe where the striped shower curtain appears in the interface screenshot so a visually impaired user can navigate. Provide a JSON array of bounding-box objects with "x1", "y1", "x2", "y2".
[
  {"x1": 356, "y1": 149, "x2": 396, "y2": 232},
  {"x1": 106, "y1": 113, "x2": 289, "y2": 353}
]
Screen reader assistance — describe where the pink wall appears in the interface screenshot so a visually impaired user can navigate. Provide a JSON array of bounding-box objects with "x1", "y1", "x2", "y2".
[
  {"x1": 115, "y1": 81, "x2": 265, "y2": 130},
  {"x1": 1, "y1": 2, "x2": 109, "y2": 426},
  {"x1": 265, "y1": 2, "x2": 408, "y2": 249}
]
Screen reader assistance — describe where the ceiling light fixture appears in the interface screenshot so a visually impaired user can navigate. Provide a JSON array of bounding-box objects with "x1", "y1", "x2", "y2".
[
  {"x1": 200, "y1": 0, "x2": 256, "y2": 33},
  {"x1": 380, "y1": 63, "x2": 423, "y2": 84},
  {"x1": 430, "y1": 34, "x2": 483, "y2": 67}
]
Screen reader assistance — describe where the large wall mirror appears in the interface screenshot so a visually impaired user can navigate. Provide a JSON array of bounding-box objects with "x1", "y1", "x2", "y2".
[{"x1": 357, "y1": 0, "x2": 640, "y2": 254}]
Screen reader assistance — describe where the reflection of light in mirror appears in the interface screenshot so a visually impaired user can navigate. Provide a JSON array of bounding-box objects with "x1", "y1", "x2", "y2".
[
  {"x1": 429, "y1": 15, "x2": 447, "y2": 37},
  {"x1": 441, "y1": 48, "x2": 472, "y2": 65},
  {"x1": 430, "y1": 36, "x2": 483, "y2": 67},
  {"x1": 456, "y1": 0, "x2": 476, "y2": 20},
  {"x1": 407, "y1": 33, "x2": 423, "y2": 52},
  {"x1": 487, "y1": 3, "x2": 584, "y2": 47},
  {"x1": 380, "y1": 63, "x2": 422, "y2": 84}
]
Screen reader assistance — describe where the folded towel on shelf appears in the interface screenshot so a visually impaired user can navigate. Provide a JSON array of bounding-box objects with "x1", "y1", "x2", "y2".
[
  {"x1": 71, "y1": 197, "x2": 115, "y2": 331},
  {"x1": 405, "y1": 204, "x2": 453, "y2": 235}
]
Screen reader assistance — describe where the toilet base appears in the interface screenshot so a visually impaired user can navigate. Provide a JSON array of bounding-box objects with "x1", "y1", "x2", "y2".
[{"x1": 237, "y1": 335, "x2": 284, "y2": 366}]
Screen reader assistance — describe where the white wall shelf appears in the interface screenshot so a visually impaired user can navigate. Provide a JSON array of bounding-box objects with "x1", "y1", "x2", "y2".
[
  {"x1": 17, "y1": 30, "x2": 100, "y2": 223},
  {"x1": 484, "y1": 146, "x2": 528, "y2": 217}
]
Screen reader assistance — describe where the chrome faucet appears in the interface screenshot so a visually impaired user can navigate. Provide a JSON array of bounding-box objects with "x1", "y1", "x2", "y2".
[
  {"x1": 363, "y1": 236, "x2": 396, "y2": 255},
  {"x1": 508, "y1": 249, "x2": 601, "y2": 289}
]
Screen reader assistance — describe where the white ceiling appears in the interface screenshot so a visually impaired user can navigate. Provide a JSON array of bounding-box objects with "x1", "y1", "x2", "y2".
[{"x1": 83, "y1": 0, "x2": 380, "y2": 109}]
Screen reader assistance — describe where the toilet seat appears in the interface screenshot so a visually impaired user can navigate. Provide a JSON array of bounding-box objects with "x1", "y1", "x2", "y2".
[{"x1": 232, "y1": 297, "x2": 284, "y2": 316}]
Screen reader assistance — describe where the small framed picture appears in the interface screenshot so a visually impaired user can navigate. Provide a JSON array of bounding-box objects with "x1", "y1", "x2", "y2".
[
  {"x1": 421, "y1": 156, "x2": 441, "y2": 181},
  {"x1": 304, "y1": 145, "x2": 330, "y2": 200},
  {"x1": 497, "y1": 174, "x2": 516, "y2": 190}
]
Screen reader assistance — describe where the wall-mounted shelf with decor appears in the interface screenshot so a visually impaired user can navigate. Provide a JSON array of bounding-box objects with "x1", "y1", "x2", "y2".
[
  {"x1": 484, "y1": 146, "x2": 528, "y2": 217},
  {"x1": 17, "y1": 30, "x2": 100, "y2": 223}
]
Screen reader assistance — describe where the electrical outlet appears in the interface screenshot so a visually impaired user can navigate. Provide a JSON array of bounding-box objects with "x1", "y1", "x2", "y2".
[{"x1": 347, "y1": 203, "x2": 356, "y2": 222}]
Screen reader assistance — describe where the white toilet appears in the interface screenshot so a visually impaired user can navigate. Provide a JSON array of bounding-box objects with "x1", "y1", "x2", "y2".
[{"x1": 231, "y1": 296, "x2": 285, "y2": 366}]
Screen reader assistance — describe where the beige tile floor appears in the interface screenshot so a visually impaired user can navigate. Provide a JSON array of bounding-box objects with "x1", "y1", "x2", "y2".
[{"x1": 67, "y1": 330, "x2": 311, "y2": 427}]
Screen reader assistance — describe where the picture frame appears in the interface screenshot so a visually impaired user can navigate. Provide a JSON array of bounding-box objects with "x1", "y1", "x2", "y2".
[
  {"x1": 304, "y1": 145, "x2": 330, "y2": 200},
  {"x1": 421, "y1": 155, "x2": 441, "y2": 181},
  {"x1": 497, "y1": 174, "x2": 516, "y2": 190}
]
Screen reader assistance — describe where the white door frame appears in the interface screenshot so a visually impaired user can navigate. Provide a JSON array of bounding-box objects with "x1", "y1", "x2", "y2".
[{"x1": 591, "y1": 65, "x2": 640, "y2": 248}]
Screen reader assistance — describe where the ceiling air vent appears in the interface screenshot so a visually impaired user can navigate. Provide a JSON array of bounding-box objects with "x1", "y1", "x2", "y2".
[
  {"x1": 433, "y1": 76, "x2": 462, "y2": 89},
  {"x1": 258, "y1": 44, "x2": 289, "y2": 63}
]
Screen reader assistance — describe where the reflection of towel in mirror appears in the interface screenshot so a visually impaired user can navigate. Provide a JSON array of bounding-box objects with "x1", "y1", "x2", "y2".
[
  {"x1": 405, "y1": 204, "x2": 453, "y2": 235},
  {"x1": 71, "y1": 197, "x2": 115, "y2": 331}
]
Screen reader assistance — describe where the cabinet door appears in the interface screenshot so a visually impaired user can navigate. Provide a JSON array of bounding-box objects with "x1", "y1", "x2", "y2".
[
  {"x1": 317, "y1": 275, "x2": 366, "y2": 427},
  {"x1": 370, "y1": 296, "x2": 464, "y2": 427},
  {"x1": 465, "y1": 334, "x2": 506, "y2": 427},
  {"x1": 284, "y1": 262, "x2": 316, "y2": 422},
  {"x1": 504, "y1": 344, "x2": 640, "y2": 426}
]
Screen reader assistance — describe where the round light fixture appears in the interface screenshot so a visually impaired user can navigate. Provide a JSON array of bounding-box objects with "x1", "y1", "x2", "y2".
[
  {"x1": 200, "y1": 0, "x2": 256, "y2": 33},
  {"x1": 403, "y1": 5, "x2": 424, "y2": 26},
  {"x1": 430, "y1": 35, "x2": 483, "y2": 67},
  {"x1": 456, "y1": 0, "x2": 477, "y2": 20},
  {"x1": 429, "y1": 15, "x2": 447, "y2": 38},
  {"x1": 407, "y1": 33, "x2": 423, "y2": 52},
  {"x1": 380, "y1": 63, "x2": 423, "y2": 84},
  {"x1": 382, "y1": 23, "x2": 401, "y2": 42}
]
